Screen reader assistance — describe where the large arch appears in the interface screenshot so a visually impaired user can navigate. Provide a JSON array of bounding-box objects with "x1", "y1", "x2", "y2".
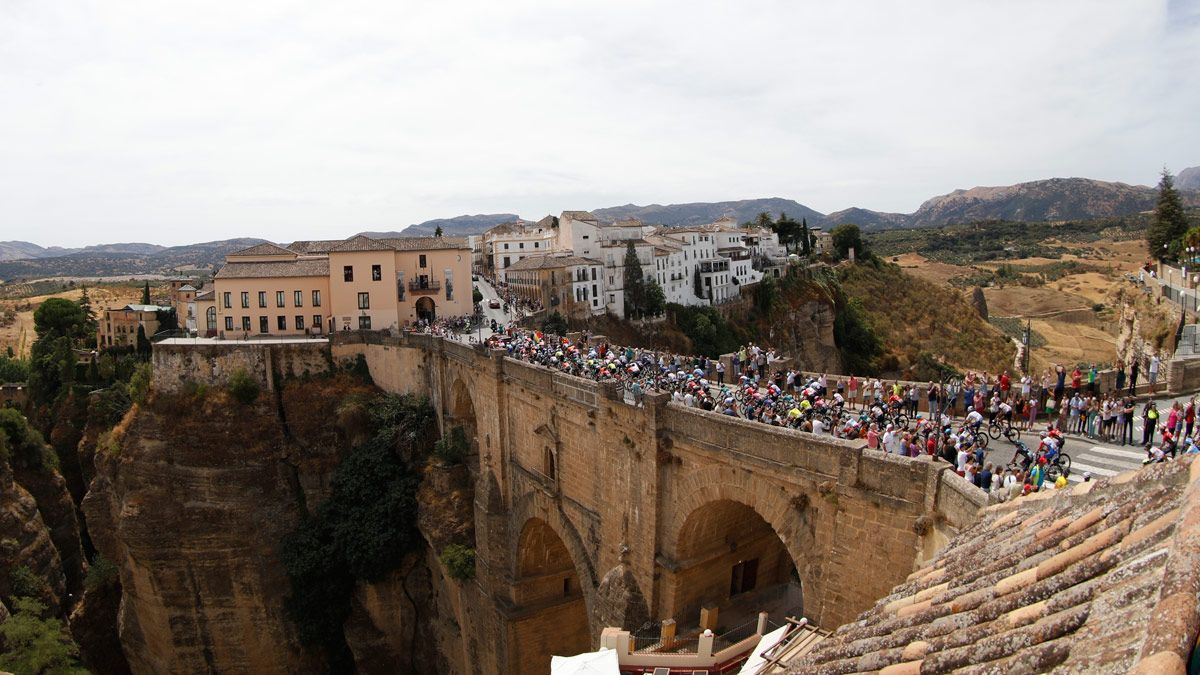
[
  {"x1": 510, "y1": 516, "x2": 593, "y2": 674},
  {"x1": 659, "y1": 465, "x2": 820, "y2": 628}
]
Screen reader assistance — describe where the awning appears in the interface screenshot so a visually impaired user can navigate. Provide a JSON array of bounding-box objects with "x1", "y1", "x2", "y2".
[
  {"x1": 549, "y1": 647, "x2": 621, "y2": 675},
  {"x1": 737, "y1": 625, "x2": 790, "y2": 674}
]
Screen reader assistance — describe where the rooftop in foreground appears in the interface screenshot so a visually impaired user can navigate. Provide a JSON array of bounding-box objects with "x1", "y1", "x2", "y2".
[{"x1": 787, "y1": 456, "x2": 1200, "y2": 674}]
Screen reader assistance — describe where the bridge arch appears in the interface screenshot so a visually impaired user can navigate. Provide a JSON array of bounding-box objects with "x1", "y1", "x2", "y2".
[
  {"x1": 509, "y1": 508, "x2": 595, "y2": 673},
  {"x1": 660, "y1": 466, "x2": 820, "y2": 628},
  {"x1": 446, "y1": 376, "x2": 478, "y2": 454}
]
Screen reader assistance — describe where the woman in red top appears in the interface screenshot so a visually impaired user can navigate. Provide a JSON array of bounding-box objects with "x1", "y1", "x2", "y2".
[{"x1": 1071, "y1": 367, "x2": 1083, "y2": 394}]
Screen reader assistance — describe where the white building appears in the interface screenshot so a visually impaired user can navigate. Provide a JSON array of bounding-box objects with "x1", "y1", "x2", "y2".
[{"x1": 483, "y1": 218, "x2": 561, "y2": 281}]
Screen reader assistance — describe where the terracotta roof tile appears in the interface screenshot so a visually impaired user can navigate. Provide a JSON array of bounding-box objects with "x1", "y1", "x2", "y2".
[{"x1": 787, "y1": 456, "x2": 1200, "y2": 673}]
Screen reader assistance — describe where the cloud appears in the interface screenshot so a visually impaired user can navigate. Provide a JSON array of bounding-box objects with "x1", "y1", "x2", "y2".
[{"x1": 0, "y1": 0, "x2": 1196, "y2": 246}]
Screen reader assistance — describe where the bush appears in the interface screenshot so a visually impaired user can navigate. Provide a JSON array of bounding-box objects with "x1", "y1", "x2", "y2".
[
  {"x1": 84, "y1": 554, "x2": 119, "y2": 591},
  {"x1": 128, "y1": 362, "x2": 152, "y2": 405},
  {"x1": 228, "y1": 368, "x2": 260, "y2": 404},
  {"x1": 0, "y1": 596, "x2": 89, "y2": 675},
  {"x1": 9, "y1": 565, "x2": 48, "y2": 599},
  {"x1": 433, "y1": 425, "x2": 469, "y2": 465},
  {"x1": 281, "y1": 395, "x2": 433, "y2": 670},
  {"x1": 440, "y1": 544, "x2": 476, "y2": 580}
]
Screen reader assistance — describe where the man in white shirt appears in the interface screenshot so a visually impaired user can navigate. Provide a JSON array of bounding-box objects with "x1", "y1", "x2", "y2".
[
  {"x1": 965, "y1": 407, "x2": 984, "y2": 432},
  {"x1": 811, "y1": 417, "x2": 825, "y2": 435},
  {"x1": 881, "y1": 425, "x2": 895, "y2": 453}
]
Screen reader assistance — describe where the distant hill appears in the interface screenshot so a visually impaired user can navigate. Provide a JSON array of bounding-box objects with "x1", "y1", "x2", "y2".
[
  {"x1": 0, "y1": 238, "x2": 265, "y2": 281},
  {"x1": 0, "y1": 240, "x2": 164, "y2": 262},
  {"x1": 593, "y1": 198, "x2": 825, "y2": 228},
  {"x1": 907, "y1": 178, "x2": 1165, "y2": 227},
  {"x1": 397, "y1": 213, "x2": 522, "y2": 237},
  {"x1": 1178, "y1": 166, "x2": 1200, "y2": 192},
  {"x1": 819, "y1": 207, "x2": 909, "y2": 231}
]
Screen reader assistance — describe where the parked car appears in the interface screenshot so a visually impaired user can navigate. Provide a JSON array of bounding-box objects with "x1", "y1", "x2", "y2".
[{"x1": 488, "y1": 299, "x2": 501, "y2": 309}]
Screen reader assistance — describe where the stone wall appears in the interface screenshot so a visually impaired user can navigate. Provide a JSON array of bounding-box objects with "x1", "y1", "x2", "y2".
[{"x1": 152, "y1": 341, "x2": 332, "y2": 394}]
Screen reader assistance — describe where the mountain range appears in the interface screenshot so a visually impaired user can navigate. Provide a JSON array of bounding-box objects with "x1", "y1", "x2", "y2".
[{"x1": 1, "y1": 168, "x2": 1197, "y2": 281}]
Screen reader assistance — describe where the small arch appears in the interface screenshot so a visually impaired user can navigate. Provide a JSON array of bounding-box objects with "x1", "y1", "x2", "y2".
[
  {"x1": 512, "y1": 518, "x2": 592, "y2": 671},
  {"x1": 205, "y1": 306, "x2": 217, "y2": 335},
  {"x1": 447, "y1": 377, "x2": 477, "y2": 454}
]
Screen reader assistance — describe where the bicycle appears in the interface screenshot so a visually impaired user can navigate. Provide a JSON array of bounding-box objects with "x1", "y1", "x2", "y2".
[
  {"x1": 1043, "y1": 452, "x2": 1073, "y2": 482},
  {"x1": 987, "y1": 417, "x2": 1021, "y2": 443}
]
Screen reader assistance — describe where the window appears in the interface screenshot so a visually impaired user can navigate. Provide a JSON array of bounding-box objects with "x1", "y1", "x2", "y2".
[
  {"x1": 277, "y1": 316, "x2": 286, "y2": 330},
  {"x1": 258, "y1": 291, "x2": 267, "y2": 308},
  {"x1": 582, "y1": 234, "x2": 589, "y2": 240},
  {"x1": 503, "y1": 256, "x2": 511, "y2": 268},
  {"x1": 534, "y1": 241, "x2": 539, "y2": 248},
  {"x1": 242, "y1": 316, "x2": 251, "y2": 331},
  {"x1": 357, "y1": 292, "x2": 369, "y2": 309},
  {"x1": 258, "y1": 316, "x2": 268, "y2": 333},
  {"x1": 240, "y1": 292, "x2": 249, "y2": 308},
  {"x1": 358, "y1": 316, "x2": 372, "y2": 330},
  {"x1": 519, "y1": 242, "x2": 524, "y2": 249},
  {"x1": 223, "y1": 292, "x2": 231, "y2": 308},
  {"x1": 294, "y1": 290, "x2": 303, "y2": 307},
  {"x1": 591, "y1": 268, "x2": 597, "y2": 281},
  {"x1": 276, "y1": 291, "x2": 285, "y2": 307},
  {"x1": 312, "y1": 290, "x2": 321, "y2": 307},
  {"x1": 295, "y1": 316, "x2": 305, "y2": 330},
  {"x1": 419, "y1": 254, "x2": 427, "y2": 268},
  {"x1": 225, "y1": 316, "x2": 234, "y2": 331},
  {"x1": 343, "y1": 265, "x2": 353, "y2": 282},
  {"x1": 371, "y1": 264, "x2": 381, "y2": 281},
  {"x1": 207, "y1": 306, "x2": 217, "y2": 332},
  {"x1": 445, "y1": 269, "x2": 453, "y2": 301},
  {"x1": 313, "y1": 314, "x2": 323, "y2": 328},
  {"x1": 503, "y1": 243, "x2": 509, "y2": 250}
]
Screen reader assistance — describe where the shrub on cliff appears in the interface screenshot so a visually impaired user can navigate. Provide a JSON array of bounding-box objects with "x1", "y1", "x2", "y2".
[
  {"x1": 440, "y1": 544, "x2": 475, "y2": 580},
  {"x1": 83, "y1": 554, "x2": 119, "y2": 592},
  {"x1": 281, "y1": 393, "x2": 432, "y2": 670},
  {"x1": 227, "y1": 368, "x2": 260, "y2": 404},
  {"x1": 0, "y1": 408, "x2": 57, "y2": 470},
  {"x1": 433, "y1": 425, "x2": 469, "y2": 466},
  {"x1": 0, "y1": 596, "x2": 89, "y2": 675},
  {"x1": 9, "y1": 565, "x2": 49, "y2": 599}
]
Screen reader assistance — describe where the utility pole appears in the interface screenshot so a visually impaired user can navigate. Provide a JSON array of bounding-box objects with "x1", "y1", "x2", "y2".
[{"x1": 1022, "y1": 319, "x2": 1032, "y2": 374}]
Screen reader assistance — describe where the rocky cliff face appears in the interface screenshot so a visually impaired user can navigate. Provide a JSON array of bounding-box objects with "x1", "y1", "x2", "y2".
[
  {"x1": 80, "y1": 374, "x2": 466, "y2": 674},
  {"x1": 0, "y1": 469, "x2": 65, "y2": 616}
]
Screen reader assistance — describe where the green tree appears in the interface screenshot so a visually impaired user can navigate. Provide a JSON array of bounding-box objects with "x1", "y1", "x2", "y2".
[
  {"x1": 472, "y1": 288, "x2": 483, "y2": 305},
  {"x1": 772, "y1": 213, "x2": 802, "y2": 253},
  {"x1": 642, "y1": 279, "x2": 666, "y2": 317},
  {"x1": 0, "y1": 597, "x2": 89, "y2": 675},
  {"x1": 800, "y1": 218, "x2": 811, "y2": 255},
  {"x1": 440, "y1": 544, "x2": 476, "y2": 580},
  {"x1": 1146, "y1": 168, "x2": 1189, "y2": 258},
  {"x1": 754, "y1": 211, "x2": 773, "y2": 229},
  {"x1": 154, "y1": 308, "x2": 178, "y2": 334},
  {"x1": 77, "y1": 287, "x2": 97, "y2": 345},
  {"x1": 541, "y1": 310, "x2": 568, "y2": 336},
  {"x1": 28, "y1": 298, "x2": 89, "y2": 406},
  {"x1": 622, "y1": 241, "x2": 645, "y2": 318},
  {"x1": 753, "y1": 276, "x2": 779, "y2": 316},
  {"x1": 135, "y1": 325, "x2": 150, "y2": 357},
  {"x1": 434, "y1": 225, "x2": 444, "y2": 237},
  {"x1": 141, "y1": 281, "x2": 151, "y2": 305},
  {"x1": 830, "y1": 223, "x2": 865, "y2": 260}
]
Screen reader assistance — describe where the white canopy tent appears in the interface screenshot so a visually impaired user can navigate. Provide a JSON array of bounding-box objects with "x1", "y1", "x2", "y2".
[
  {"x1": 737, "y1": 624, "x2": 790, "y2": 674},
  {"x1": 549, "y1": 647, "x2": 621, "y2": 675}
]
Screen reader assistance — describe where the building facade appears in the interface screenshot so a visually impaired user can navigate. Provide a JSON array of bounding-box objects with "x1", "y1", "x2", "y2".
[
  {"x1": 97, "y1": 305, "x2": 171, "y2": 348},
  {"x1": 504, "y1": 254, "x2": 605, "y2": 319},
  {"x1": 213, "y1": 235, "x2": 472, "y2": 338}
]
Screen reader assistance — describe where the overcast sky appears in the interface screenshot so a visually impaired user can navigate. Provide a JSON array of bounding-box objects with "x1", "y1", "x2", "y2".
[{"x1": 1, "y1": 0, "x2": 1198, "y2": 247}]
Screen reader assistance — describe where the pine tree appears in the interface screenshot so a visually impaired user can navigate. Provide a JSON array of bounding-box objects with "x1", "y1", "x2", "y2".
[
  {"x1": 801, "y1": 218, "x2": 811, "y2": 255},
  {"x1": 141, "y1": 281, "x2": 151, "y2": 305},
  {"x1": 1147, "y1": 168, "x2": 1189, "y2": 258},
  {"x1": 434, "y1": 225, "x2": 443, "y2": 237}
]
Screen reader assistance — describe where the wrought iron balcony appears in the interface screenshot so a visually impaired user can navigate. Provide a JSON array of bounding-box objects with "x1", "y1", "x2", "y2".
[{"x1": 407, "y1": 280, "x2": 442, "y2": 293}]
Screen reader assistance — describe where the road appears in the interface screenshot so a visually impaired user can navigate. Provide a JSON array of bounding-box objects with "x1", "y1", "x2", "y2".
[{"x1": 974, "y1": 389, "x2": 1197, "y2": 483}]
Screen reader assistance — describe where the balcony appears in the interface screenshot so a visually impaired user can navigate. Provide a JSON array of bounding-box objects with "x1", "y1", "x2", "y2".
[{"x1": 407, "y1": 280, "x2": 442, "y2": 294}]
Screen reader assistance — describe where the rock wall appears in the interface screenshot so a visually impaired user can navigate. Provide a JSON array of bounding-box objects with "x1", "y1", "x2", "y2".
[{"x1": 0, "y1": 463, "x2": 66, "y2": 613}]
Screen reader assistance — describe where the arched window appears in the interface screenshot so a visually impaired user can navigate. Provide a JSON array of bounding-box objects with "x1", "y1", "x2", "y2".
[{"x1": 206, "y1": 306, "x2": 217, "y2": 332}]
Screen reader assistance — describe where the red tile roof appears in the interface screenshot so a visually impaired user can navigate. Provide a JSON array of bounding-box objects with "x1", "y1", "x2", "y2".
[{"x1": 788, "y1": 456, "x2": 1200, "y2": 673}]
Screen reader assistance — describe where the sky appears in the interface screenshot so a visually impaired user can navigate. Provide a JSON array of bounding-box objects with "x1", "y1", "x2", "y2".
[{"x1": 1, "y1": 0, "x2": 1198, "y2": 247}]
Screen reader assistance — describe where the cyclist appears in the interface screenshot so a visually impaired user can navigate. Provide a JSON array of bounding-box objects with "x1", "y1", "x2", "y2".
[{"x1": 965, "y1": 406, "x2": 984, "y2": 434}]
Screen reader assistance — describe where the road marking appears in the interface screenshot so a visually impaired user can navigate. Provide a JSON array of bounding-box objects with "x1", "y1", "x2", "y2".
[
  {"x1": 1067, "y1": 461, "x2": 1119, "y2": 477},
  {"x1": 1086, "y1": 445, "x2": 1146, "y2": 461}
]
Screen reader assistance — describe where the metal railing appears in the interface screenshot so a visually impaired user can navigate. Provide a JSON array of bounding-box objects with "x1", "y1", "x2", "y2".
[{"x1": 407, "y1": 280, "x2": 441, "y2": 293}]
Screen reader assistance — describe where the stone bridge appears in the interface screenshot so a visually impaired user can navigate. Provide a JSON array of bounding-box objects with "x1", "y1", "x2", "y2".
[{"x1": 324, "y1": 332, "x2": 983, "y2": 673}]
